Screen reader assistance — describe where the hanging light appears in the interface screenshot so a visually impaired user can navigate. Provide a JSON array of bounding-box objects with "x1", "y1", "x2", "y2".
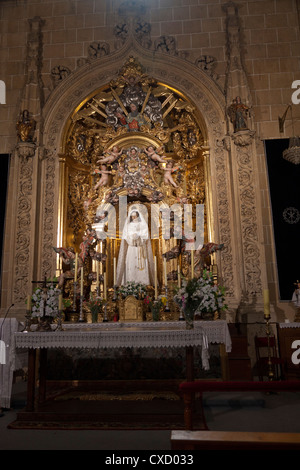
[
  {"x1": 279, "y1": 105, "x2": 300, "y2": 165},
  {"x1": 283, "y1": 136, "x2": 300, "y2": 165}
]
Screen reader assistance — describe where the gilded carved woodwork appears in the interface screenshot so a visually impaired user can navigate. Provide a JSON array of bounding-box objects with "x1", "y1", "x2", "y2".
[{"x1": 63, "y1": 57, "x2": 206, "y2": 252}]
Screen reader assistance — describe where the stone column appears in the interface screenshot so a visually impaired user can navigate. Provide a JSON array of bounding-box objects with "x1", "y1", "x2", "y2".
[{"x1": 222, "y1": 2, "x2": 267, "y2": 316}]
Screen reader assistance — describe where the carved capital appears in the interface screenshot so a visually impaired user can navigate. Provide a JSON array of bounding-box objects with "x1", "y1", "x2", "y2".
[
  {"x1": 222, "y1": 135, "x2": 231, "y2": 151},
  {"x1": 16, "y1": 141, "x2": 36, "y2": 159},
  {"x1": 232, "y1": 130, "x2": 255, "y2": 147}
]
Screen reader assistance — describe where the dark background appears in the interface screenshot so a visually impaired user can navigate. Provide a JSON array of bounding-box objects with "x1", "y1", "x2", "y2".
[
  {"x1": 264, "y1": 139, "x2": 300, "y2": 300},
  {"x1": 0, "y1": 154, "x2": 9, "y2": 291}
]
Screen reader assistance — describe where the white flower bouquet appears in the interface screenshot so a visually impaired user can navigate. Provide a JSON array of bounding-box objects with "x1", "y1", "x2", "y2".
[
  {"x1": 118, "y1": 281, "x2": 147, "y2": 299},
  {"x1": 31, "y1": 282, "x2": 61, "y2": 318},
  {"x1": 173, "y1": 269, "x2": 227, "y2": 319}
]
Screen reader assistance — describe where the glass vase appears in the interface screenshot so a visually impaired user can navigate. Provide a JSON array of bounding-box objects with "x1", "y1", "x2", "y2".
[
  {"x1": 151, "y1": 307, "x2": 160, "y2": 321},
  {"x1": 184, "y1": 310, "x2": 194, "y2": 329},
  {"x1": 91, "y1": 310, "x2": 99, "y2": 323}
]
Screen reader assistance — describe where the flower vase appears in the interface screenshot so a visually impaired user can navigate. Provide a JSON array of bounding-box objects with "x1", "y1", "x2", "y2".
[
  {"x1": 184, "y1": 311, "x2": 194, "y2": 330},
  {"x1": 91, "y1": 310, "x2": 99, "y2": 323},
  {"x1": 151, "y1": 307, "x2": 160, "y2": 321}
]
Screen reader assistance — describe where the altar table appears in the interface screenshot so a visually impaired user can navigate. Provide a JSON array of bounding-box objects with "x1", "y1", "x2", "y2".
[{"x1": 14, "y1": 320, "x2": 231, "y2": 412}]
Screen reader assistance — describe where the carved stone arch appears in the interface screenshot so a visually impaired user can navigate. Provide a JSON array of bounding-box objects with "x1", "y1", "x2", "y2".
[{"x1": 40, "y1": 44, "x2": 239, "y2": 309}]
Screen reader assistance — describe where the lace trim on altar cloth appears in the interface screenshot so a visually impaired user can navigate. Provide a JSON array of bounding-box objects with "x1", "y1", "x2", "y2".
[
  {"x1": 13, "y1": 321, "x2": 231, "y2": 372},
  {"x1": 278, "y1": 322, "x2": 300, "y2": 329}
]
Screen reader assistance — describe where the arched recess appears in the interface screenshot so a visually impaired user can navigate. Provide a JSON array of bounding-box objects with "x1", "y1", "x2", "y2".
[{"x1": 40, "y1": 42, "x2": 239, "y2": 306}]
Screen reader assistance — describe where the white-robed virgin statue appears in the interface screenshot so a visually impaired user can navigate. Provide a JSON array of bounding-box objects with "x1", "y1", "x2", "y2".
[{"x1": 116, "y1": 206, "x2": 155, "y2": 286}]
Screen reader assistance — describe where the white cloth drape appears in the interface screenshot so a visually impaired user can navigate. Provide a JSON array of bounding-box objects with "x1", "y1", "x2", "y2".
[{"x1": 0, "y1": 318, "x2": 22, "y2": 409}]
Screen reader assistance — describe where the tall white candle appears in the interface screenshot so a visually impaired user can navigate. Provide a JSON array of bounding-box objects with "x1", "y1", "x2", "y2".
[
  {"x1": 80, "y1": 267, "x2": 84, "y2": 296},
  {"x1": 154, "y1": 256, "x2": 158, "y2": 299},
  {"x1": 113, "y1": 257, "x2": 116, "y2": 285},
  {"x1": 104, "y1": 272, "x2": 107, "y2": 300},
  {"x1": 27, "y1": 294, "x2": 32, "y2": 311},
  {"x1": 263, "y1": 289, "x2": 270, "y2": 318},
  {"x1": 96, "y1": 262, "x2": 99, "y2": 288},
  {"x1": 74, "y1": 253, "x2": 78, "y2": 282},
  {"x1": 191, "y1": 249, "x2": 194, "y2": 278},
  {"x1": 163, "y1": 258, "x2": 167, "y2": 285}
]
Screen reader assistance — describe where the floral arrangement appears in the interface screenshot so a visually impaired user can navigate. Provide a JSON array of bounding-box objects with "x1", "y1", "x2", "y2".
[
  {"x1": 85, "y1": 292, "x2": 102, "y2": 322},
  {"x1": 85, "y1": 292, "x2": 102, "y2": 314},
  {"x1": 144, "y1": 294, "x2": 167, "y2": 320},
  {"x1": 173, "y1": 269, "x2": 227, "y2": 319},
  {"x1": 118, "y1": 281, "x2": 147, "y2": 299},
  {"x1": 31, "y1": 281, "x2": 61, "y2": 318}
]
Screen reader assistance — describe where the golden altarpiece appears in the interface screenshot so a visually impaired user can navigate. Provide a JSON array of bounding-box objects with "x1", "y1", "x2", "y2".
[{"x1": 55, "y1": 57, "x2": 220, "y2": 322}]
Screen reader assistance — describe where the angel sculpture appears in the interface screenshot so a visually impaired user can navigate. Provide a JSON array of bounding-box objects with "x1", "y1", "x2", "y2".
[
  {"x1": 162, "y1": 244, "x2": 181, "y2": 260},
  {"x1": 97, "y1": 145, "x2": 123, "y2": 165},
  {"x1": 144, "y1": 145, "x2": 166, "y2": 164},
  {"x1": 194, "y1": 243, "x2": 224, "y2": 273},
  {"x1": 163, "y1": 160, "x2": 178, "y2": 187},
  {"x1": 53, "y1": 247, "x2": 80, "y2": 288},
  {"x1": 94, "y1": 164, "x2": 113, "y2": 189}
]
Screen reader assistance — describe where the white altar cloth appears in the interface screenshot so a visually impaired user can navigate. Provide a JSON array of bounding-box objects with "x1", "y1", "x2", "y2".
[{"x1": 14, "y1": 320, "x2": 231, "y2": 371}]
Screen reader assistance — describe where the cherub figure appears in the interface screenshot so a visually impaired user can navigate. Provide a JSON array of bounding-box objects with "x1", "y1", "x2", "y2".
[
  {"x1": 144, "y1": 145, "x2": 166, "y2": 164},
  {"x1": 114, "y1": 164, "x2": 125, "y2": 187},
  {"x1": 163, "y1": 160, "x2": 178, "y2": 187},
  {"x1": 53, "y1": 247, "x2": 80, "y2": 288},
  {"x1": 94, "y1": 164, "x2": 112, "y2": 189},
  {"x1": 97, "y1": 145, "x2": 123, "y2": 165}
]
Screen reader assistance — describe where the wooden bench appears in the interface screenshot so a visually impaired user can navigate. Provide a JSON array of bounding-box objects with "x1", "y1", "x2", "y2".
[
  {"x1": 179, "y1": 380, "x2": 300, "y2": 430},
  {"x1": 171, "y1": 430, "x2": 300, "y2": 450}
]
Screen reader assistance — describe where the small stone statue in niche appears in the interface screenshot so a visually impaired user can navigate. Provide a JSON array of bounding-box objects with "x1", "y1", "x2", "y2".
[
  {"x1": 227, "y1": 96, "x2": 249, "y2": 132},
  {"x1": 16, "y1": 109, "x2": 36, "y2": 142}
]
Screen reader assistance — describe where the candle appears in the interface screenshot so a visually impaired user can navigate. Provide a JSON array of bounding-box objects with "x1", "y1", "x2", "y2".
[
  {"x1": 27, "y1": 295, "x2": 32, "y2": 312},
  {"x1": 263, "y1": 289, "x2": 270, "y2": 318},
  {"x1": 177, "y1": 264, "x2": 181, "y2": 288},
  {"x1": 163, "y1": 258, "x2": 167, "y2": 286},
  {"x1": 74, "y1": 253, "x2": 78, "y2": 282},
  {"x1": 154, "y1": 256, "x2": 158, "y2": 299},
  {"x1": 191, "y1": 249, "x2": 194, "y2": 278},
  {"x1": 58, "y1": 294, "x2": 63, "y2": 311},
  {"x1": 104, "y1": 272, "x2": 107, "y2": 300},
  {"x1": 96, "y1": 262, "x2": 99, "y2": 288},
  {"x1": 113, "y1": 257, "x2": 116, "y2": 285},
  {"x1": 80, "y1": 267, "x2": 84, "y2": 296}
]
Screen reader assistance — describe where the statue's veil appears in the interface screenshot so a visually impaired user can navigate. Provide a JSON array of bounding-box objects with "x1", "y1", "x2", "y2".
[{"x1": 116, "y1": 205, "x2": 155, "y2": 286}]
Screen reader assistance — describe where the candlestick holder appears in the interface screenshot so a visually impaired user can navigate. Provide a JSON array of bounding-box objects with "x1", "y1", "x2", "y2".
[
  {"x1": 56, "y1": 309, "x2": 64, "y2": 331},
  {"x1": 179, "y1": 308, "x2": 185, "y2": 321},
  {"x1": 103, "y1": 302, "x2": 108, "y2": 322},
  {"x1": 164, "y1": 285, "x2": 170, "y2": 312},
  {"x1": 22, "y1": 311, "x2": 32, "y2": 332},
  {"x1": 78, "y1": 294, "x2": 85, "y2": 322},
  {"x1": 264, "y1": 312, "x2": 274, "y2": 381}
]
